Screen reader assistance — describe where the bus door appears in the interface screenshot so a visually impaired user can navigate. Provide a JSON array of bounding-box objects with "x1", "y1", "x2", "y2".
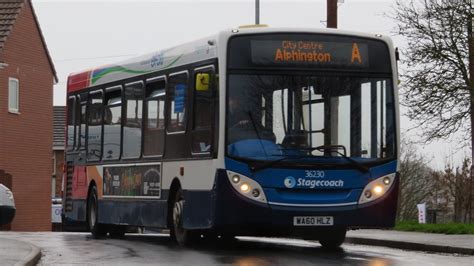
[{"x1": 74, "y1": 93, "x2": 88, "y2": 197}]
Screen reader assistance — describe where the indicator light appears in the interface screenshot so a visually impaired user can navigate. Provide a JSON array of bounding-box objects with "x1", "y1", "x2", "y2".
[
  {"x1": 252, "y1": 189, "x2": 260, "y2": 198},
  {"x1": 359, "y1": 173, "x2": 396, "y2": 204},
  {"x1": 364, "y1": 190, "x2": 372, "y2": 199},
  {"x1": 226, "y1": 171, "x2": 267, "y2": 203}
]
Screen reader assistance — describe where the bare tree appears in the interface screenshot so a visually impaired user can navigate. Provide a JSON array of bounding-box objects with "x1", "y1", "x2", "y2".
[
  {"x1": 434, "y1": 158, "x2": 472, "y2": 222},
  {"x1": 391, "y1": 0, "x2": 472, "y2": 144},
  {"x1": 397, "y1": 138, "x2": 436, "y2": 221}
]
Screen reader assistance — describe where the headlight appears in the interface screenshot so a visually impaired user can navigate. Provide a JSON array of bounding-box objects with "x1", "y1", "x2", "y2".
[
  {"x1": 359, "y1": 173, "x2": 396, "y2": 204},
  {"x1": 226, "y1": 171, "x2": 267, "y2": 203}
]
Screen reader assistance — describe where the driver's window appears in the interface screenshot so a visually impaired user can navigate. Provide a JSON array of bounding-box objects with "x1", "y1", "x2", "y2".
[
  {"x1": 330, "y1": 95, "x2": 351, "y2": 156},
  {"x1": 272, "y1": 88, "x2": 288, "y2": 144},
  {"x1": 302, "y1": 85, "x2": 325, "y2": 155}
]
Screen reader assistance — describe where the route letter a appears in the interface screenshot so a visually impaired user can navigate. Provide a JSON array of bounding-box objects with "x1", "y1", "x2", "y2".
[{"x1": 351, "y1": 43, "x2": 362, "y2": 64}]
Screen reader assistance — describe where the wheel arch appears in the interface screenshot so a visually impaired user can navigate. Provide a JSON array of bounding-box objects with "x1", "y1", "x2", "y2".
[
  {"x1": 167, "y1": 178, "x2": 182, "y2": 228},
  {"x1": 87, "y1": 180, "x2": 97, "y2": 201},
  {"x1": 86, "y1": 180, "x2": 97, "y2": 229}
]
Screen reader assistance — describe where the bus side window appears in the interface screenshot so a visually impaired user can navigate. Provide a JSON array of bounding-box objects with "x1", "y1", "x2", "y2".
[
  {"x1": 79, "y1": 96, "x2": 87, "y2": 150},
  {"x1": 103, "y1": 87, "x2": 122, "y2": 160},
  {"x1": 74, "y1": 96, "x2": 82, "y2": 150},
  {"x1": 87, "y1": 91, "x2": 103, "y2": 161},
  {"x1": 167, "y1": 72, "x2": 188, "y2": 133},
  {"x1": 144, "y1": 77, "x2": 166, "y2": 157},
  {"x1": 123, "y1": 82, "x2": 144, "y2": 159},
  {"x1": 66, "y1": 97, "x2": 76, "y2": 151},
  {"x1": 192, "y1": 67, "x2": 215, "y2": 154}
]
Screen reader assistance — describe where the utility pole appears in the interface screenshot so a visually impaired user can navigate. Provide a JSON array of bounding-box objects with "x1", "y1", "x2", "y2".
[
  {"x1": 469, "y1": 0, "x2": 474, "y2": 223},
  {"x1": 255, "y1": 0, "x2": 260, "y2": 25},
  {"x1": 327, "y1": 0, "x2": 338, "y2": 28}
]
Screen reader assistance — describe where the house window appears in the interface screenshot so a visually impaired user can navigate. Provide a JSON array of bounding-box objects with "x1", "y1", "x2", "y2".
[{"x1": 8, "y1": 78, "x2": 19, "y2": 113}]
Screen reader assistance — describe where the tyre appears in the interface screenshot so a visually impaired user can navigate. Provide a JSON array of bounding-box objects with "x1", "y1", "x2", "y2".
[
  {"x1": 319, "y1": 228, "x2": 346, "y2": 249},
  {"x1": 216, "y1": 234, "x2": 237, "y2": 245},
  {"x1": 109, "y1": 225, "x2": 126, "y2": 238},
  {"x1": 170, "y1": 189, "x2": 198, "y2": 246},
  {"x1": 87, "y1": 186, "x2": 107, "y2": 238}
]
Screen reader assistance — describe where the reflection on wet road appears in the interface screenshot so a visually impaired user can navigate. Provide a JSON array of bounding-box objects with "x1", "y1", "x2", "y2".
[{"x1": 3, "y1": 232, "x2": 473, "y2": 265}]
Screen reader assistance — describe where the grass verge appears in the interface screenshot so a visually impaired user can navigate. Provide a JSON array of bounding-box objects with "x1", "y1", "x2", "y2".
[{"x1": 395, "y1": 221, "x2": 474, "y2": 234}]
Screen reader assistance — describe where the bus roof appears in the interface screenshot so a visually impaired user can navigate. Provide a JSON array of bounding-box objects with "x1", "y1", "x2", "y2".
[
  {"x1": 67, "y1": 27, "x2": 394, "y2": 93},
  {"x1": 67, "y1": 35, "x2": 218, "y2": 93}
]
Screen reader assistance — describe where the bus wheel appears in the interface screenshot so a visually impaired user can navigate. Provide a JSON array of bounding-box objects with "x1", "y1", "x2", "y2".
[
  {"x1": 219, "y1": 234, "x2": 236, "y2": 243},
  {"x1": 170, "y1": 189, "x2": 197, "y2": 246},
  {"x1": 109, "y1": 225, "x2": 126, "y2": 238},
  {"x1": 319, "y1": 227, "x2": 346, "y2": 249},
  {"x1": 87, "y1": 186, "x2": 107, "y2": 238}
]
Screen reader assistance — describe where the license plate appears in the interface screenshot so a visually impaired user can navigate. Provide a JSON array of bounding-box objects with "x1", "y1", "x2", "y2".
[{"x1": 293, "y1": 216, "x2": 334, "y2": 226}]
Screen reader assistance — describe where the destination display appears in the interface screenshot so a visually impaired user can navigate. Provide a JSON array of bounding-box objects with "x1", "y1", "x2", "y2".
[
  {"x1": 228, "y1": 34, "x2": 392, "y2": 73},
  {"x1": 251, "y1": 40, "x2": 368, "y2": 68}
]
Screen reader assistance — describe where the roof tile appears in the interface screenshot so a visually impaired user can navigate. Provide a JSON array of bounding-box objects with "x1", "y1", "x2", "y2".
[
  {"x1": 0, "y1": 0, "x2": 57, "y2": 82},
  {"x1": 53, "y1": 106, "x2": 66, "y2": 148},
  {"x1": 0, "y1": 1, "x2": 22, "y2": 49}
]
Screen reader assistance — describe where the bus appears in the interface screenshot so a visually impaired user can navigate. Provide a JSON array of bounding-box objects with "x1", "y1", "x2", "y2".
[{"x1": 63, "y1": 26, "x2": 400, "y2": 248}]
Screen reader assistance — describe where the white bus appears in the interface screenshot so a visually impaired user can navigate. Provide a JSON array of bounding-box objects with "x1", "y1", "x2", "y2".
[{"x1": 64, "y1": 26, "x2": 400, "y2": 248}]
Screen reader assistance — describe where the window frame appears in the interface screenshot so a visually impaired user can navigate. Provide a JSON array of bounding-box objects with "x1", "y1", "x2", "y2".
[
  {"x1": 143, "y1": 75, "x2": 167, "y2": 158},
  {"x1": 191, "y1": 65, "x2": 216, "y2": 156},
  {"x1": 86, "y1": 89, "x2": 104, "y2": 162},
  {"x1": 166, "y1": 71, "x2": 189, "y2": 135},
  {"x1": 103, "y1": 85, "x2": 123, "y2": 161},
  {"x1": 78, "y1": 93, "x2": 88, "y2": 151},
  {"x1": 122, "y1": 81, "x2": 145, "y2": 160},
  {"x1": 8, "y1": 77, "x2": 19, "y2": 113},
  {"x1": 67, "y1": 96, "x2": 77, "y2": 151}
]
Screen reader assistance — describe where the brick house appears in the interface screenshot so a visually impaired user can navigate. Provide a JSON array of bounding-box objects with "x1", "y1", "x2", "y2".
[
  {"x1": 52, "y1": 106, "x2": 65, "y2": 198},
  {"x1": 0, "y1": 0, "x2": 57, "y2": 231}
]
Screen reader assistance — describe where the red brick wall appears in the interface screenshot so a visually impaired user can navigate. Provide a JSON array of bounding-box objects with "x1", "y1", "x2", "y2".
[{"x1": 0, "y1": 1, "x2": 54, "y2": 231}]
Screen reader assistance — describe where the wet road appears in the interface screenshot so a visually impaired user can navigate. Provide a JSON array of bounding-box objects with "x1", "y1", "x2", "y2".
[{"x1": 3, "y1": 232, "x2": 473, "y2": 265}]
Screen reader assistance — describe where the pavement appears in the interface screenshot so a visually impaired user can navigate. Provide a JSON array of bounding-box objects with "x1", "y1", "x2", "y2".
[
  {"x1": 0, "y1": 236, "x2": 41, "y2": 266},
  {"x1": 0, "y1": 229, "x2": 472, "y2": 265},
  {"x1": 346, "y1": 229, "x2": 474, "y2": 255}
]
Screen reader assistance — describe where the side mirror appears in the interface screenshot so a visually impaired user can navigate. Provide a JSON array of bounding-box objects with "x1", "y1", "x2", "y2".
[{"x1": 196, "y1": 73, "x2": 210, "y2": 91}]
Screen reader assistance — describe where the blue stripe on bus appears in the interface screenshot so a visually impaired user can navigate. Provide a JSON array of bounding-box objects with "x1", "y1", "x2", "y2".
[
  {"x1": 212, "y1": 169, "x2": 399, "y2": 232},
  {"x1": 224, "y1": 157, "x2": 397, "y2": 205}
]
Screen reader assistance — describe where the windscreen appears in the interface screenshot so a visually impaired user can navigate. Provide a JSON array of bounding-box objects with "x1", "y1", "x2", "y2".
[{"x1": 226, "y1": 34, "x2": 395, "y2": 165}]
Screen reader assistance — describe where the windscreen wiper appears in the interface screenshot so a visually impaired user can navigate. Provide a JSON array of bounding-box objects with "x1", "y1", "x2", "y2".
[
  {"x1": 249, "y1": 154, "x2": 313, "y2": 172},
  {"x1": 312, "y1": 145, "x2": 369, "y2": 173},
  {"x1": 246, "y1": 111, "x2": 269, "y2": 158}
]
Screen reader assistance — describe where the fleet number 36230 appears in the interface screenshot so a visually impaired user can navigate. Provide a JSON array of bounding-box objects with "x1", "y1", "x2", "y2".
[{"x1": 305, "y1": 170, "x2": 325, "y2": 178}]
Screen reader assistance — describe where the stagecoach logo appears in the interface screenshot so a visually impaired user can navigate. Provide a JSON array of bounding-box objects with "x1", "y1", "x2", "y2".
[
  {"x1": 284, "y1": 176, "x2": 296, "y2": 188},
  {"x1": 151, "y1": 52, "x2": 164, "y2": 68},
  {"x1": 284, "y1": 174, "x2": 345, "y2": 189}
]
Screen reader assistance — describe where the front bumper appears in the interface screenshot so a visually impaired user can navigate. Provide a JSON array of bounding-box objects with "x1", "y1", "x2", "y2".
[
  {"x1": 212, "y1": 170, "x2": 399, "y2": 236},
  {"x1": 0, "y1": 206, "x2": 15, "y2": 225}
]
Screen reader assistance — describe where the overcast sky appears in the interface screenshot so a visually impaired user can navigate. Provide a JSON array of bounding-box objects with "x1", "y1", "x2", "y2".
[{"x1": 32, "y1": 0, "x2": 469, "y2": 169}]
